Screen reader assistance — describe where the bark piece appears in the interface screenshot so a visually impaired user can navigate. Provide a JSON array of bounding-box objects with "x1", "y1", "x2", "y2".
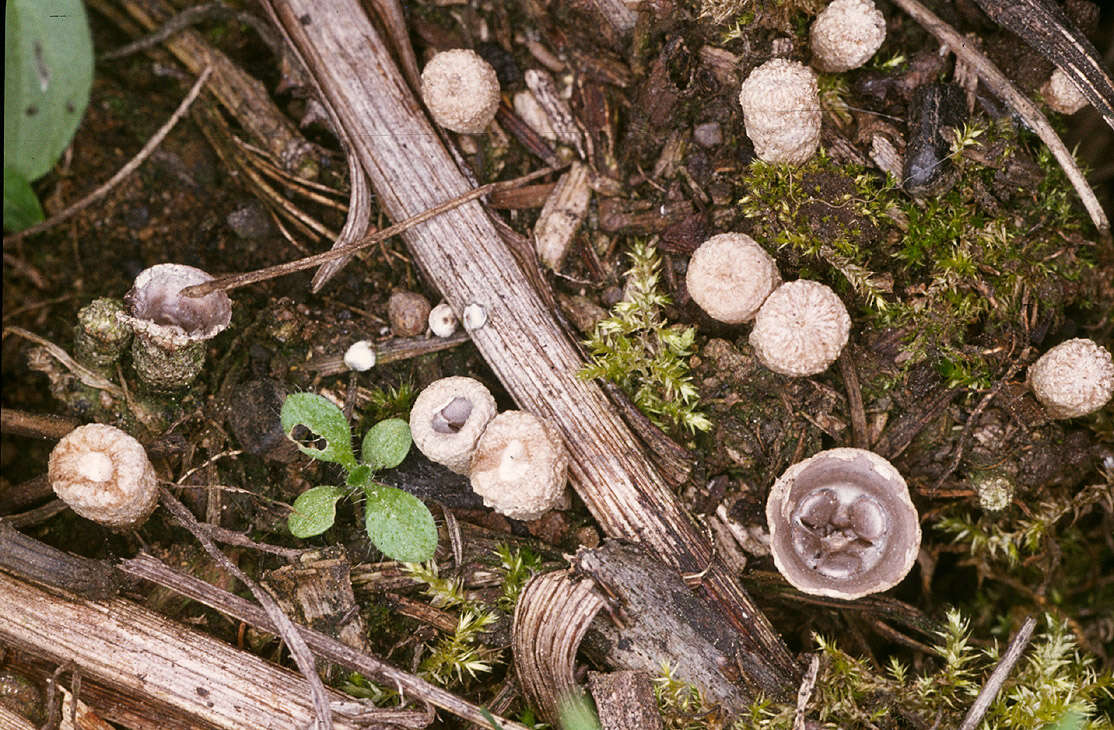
[
  {"x1": 534, "y1": 162, "x2": 592, "y2": 270},
  {"x1": 261, "y1": 0, "x2": 798, "y2": 696},
  {"x1": 587, "y1": 671, "x2": 664, "y2": 730},
  {"x1": 0, "y1": 571, "x2": 361, "y2": 730},
  {"x1": 575, "y1": 541, "x2": 763, "y2": 712},
  {"x1": 513, "y1": 571, "x2": 605, "y2": 724},
  {"x1": 264, "y1": 547, "x2": 369, "y2": 680}
]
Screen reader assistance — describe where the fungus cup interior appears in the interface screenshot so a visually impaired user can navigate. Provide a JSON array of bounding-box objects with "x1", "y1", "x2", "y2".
[
  {"x1": 126, "y1": 264, "x2": 232, "y2": 337},
  {"x1": 769, "y1": 450, "x2": 920, "y2": 599}
]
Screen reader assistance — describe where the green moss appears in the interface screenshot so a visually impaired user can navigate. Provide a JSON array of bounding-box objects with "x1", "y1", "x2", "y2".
[
  {"x1": 579, "y1": 240, "x2": 712, "y2": 436},
  {"x1": 738, "y1": 130, "x2": 1094, "y2": 387}
]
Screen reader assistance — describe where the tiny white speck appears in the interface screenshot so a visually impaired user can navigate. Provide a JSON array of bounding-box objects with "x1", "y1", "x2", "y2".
[{"x1": 343, "y1": 340, "x2": 376, "y2": 371}]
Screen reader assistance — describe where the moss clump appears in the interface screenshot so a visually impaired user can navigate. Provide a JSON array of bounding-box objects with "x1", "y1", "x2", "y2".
[
  {"x1": 738, "y1": 128, "x2": 1094, "y2": 388},
  {"x1": 580, "y1": 240, "x2": 712, "y2": 436}
]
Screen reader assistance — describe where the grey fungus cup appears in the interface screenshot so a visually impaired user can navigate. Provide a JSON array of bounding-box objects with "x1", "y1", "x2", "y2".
[
  {"x1": 409, "y1": 376, "x2": 498, "y2": 475},
  {"x1": 767, "y1": 447, "x2": 920, "y2": 600}
]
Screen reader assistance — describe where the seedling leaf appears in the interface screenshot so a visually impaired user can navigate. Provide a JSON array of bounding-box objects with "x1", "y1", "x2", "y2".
[
  {"x1": 281, "y1": 393, "x2": 356, "y2": 470},
  {"x1": 4, "y1": 0, "x2": 94, "y2": 182},
  {"x1": 364, "y1": 484, "x2": 437, "y2": 562},
  {"x1": 288, "y1": 485, "x2": 346, "y2": 538},
  {"x1": 361, "y1": 418, "x2": 412, "y2": 471},
  {"x1": 3, "y1": 166, "x2": 44, "y2": 231}
]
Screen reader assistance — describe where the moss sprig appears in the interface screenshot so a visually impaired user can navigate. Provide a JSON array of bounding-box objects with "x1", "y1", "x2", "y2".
[{"x1": 579, "y1": 240, "x2": 711, "y2": 436}]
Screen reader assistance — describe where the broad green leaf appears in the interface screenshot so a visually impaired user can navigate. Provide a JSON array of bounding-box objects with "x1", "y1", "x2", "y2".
[
  {"x1": 346, "y1": 464, "x2": 373, "y2": 489},
  {"x1": 363, "y1": 484, "x2": 437, "y2": 563},
  {"x1": 361, "y1": 418, "x2": 411, "y2": 471},
  {"x1": 281, "y1": 393, "x2": 356, "y2": 470},
  {"x1": 288, "y1": 485, "x2": 346, "y2": 538},
  {"x1": 5, "y1": 0, "x2": 94, "y2": 181},
  {"x1": 3, "y1": 166, "x2": 43, "y2": 232}
]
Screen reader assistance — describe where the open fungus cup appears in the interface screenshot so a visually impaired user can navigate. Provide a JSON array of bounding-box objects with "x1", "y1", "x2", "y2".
[{"x1": 766, "y1": 447, "x2": 920, "y2": 600}]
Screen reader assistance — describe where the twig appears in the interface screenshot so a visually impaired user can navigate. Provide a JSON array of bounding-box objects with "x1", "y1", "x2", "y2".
[
  {"x1": 180, "y1": 164, "x2": 567, "y2": 298},
  {"x1": 793, "y1": 654, "x2": 820, "y2": 730},
  {"x1": 957, "y1": 616, "x2": 1037, "y2": 730},
  {"x1": 0, "y1": 408, "x2": 80, "y2": 440},
  {"x1": 118, "y1": 552, "x2": 529, "y2": 729},
  {"x1": 888, "y1": 0, "x2": 1109, "y2": 236},
  {"x1": 3, "y1": 327, "x2": 124, "y2": 399},
  {"x1": 100, "y1": 2, "x2": 284, "y2": 62},
  {"x1": 157, "y1": 487, "x2": 335, "y2": 730},
  {"x1": 838, "y1": 348, "x2": 869, "y2": 449},
  {"x1": 3, "y1": 67, "x2": 213, "y2": 245}
]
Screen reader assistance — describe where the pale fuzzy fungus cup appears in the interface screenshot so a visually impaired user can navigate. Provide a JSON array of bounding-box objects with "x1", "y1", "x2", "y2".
[
  {"x1": 686, "y1": 233, "x2": 781, "y2": 324},
  {"x1": 738, "y1": 59, "x2": 821, "y2": 165},
  {"x1": 1042, "y1": 68, "x2": 1089, "y2": 115},
  {"x1": 421, "y1": 49, "x2": 501, "y2": 135},
  {"x1": 469, "y1": 411, "x2": 569, "y2": 521},
  {"x1": 409, "y1": 376, "x2": 498, "y2": 474},
  {"x1": 429, "y1": 303, "x2": 458, "y2": 338},
  {"x1": 1027, "y1": 338, "x2": 1114, "y2": 419},
  {"x1": 810, "y1": 0, "x2": 887, "y2": 73},
  {"x1": 766, "y1": 447, "x2": 920, "y2": 600},
  {"x1": 119, "y1": 264, "x2": 232, "y2": 390},
  {"x1": 749, "y1": 280, "x2": 850, "y2": 377},
  {"x1": 48, "y1": 424, "x2": 158, "y2": 530}
]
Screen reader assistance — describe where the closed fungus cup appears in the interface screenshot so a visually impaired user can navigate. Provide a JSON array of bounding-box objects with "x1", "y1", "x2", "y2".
[
  {"x1": 1027, "y1": 338, "x2": 1114, "y2": 419},
  {"x1": 810, "y1": 0, "x2": 887, "y2": 73},
  {"x1": 1043, "y1": 68, "x2": 1089, "y2": 115},
  {"x1": 48, "y1": 424, "x2": 158, "y2": 530},
  {"x1": 469, "y1": 411, "x2": 569, "y2": 521},
  {"x1": 120, "y1": 264, "x2": 232, "y2": 389},
  {"x1": 409, "y1": 376, "x2": 497, "y2": 474},
  {"x1": 686, "y1": 233, "x2": 781, "y2": 324},
  {"x1": 421, "y1": 49, "x2": 501, "y2": 135},
  {"x1": 767, "y1": 447, "x2": 920, "y2": 600},
  {"x1": 738, "y1": 59, "x2": 821, "y2": 165},
  {"x1": 749, "y1": 279, "x2": 850, "y2": 377}
]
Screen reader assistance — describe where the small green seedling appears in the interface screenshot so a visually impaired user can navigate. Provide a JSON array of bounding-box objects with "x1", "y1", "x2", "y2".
[
  {"x1": 4, "y1": 0, "x2": 94, "y2": 231},
  {"x1": 281, "y1": 392, "x2": 437, "y2": 563}
]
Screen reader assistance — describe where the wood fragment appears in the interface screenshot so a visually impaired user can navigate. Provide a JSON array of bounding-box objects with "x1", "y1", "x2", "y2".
[
  {"x1": 0, "y1": 571, "x2": 359, "y2": 730},
  {"x1": 534, "y1": 162, "x2": 592, "y2": 270},
  {"x1": 0, "y1": 520, "x2": 121, "y2": 601},
  {"x1": 259, "y1": 0, "x2": 799, "y2": 696},
  {"x1": 525, "y1": 69, "x2": 586, "y2": 158},
  {"x1": 117, "y1": 553, "x2": 530, "y2": 729},
  {"x1": 0, "y1": 409, "x2": 80, "y2": 441},
  {"x1": 587, "y1": 671, "x2": 664, "y2": 730},
  {"x1": 575, "y1": 541, "x2": 767, "y2": 712},
  {"x1": 513, "y1": 571, "x2": 605, "y2": 723}
]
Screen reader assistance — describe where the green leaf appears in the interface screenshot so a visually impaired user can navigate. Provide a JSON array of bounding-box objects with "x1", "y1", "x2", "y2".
[
  {"x1": 361, "y1": 418, "x2": 411, "y2": 471},
  {"x1": 3, "y1": 165, "x2": 43, "y2": 232},
  {"x1": 288, "y1": 486, "x2": 346, "y2": 538},
  {"x1": 281, "y1": 393, "x2": 356, "y2": 470},
  {"x1": 363, "y1": 484, "x2": 437, "y2": 562},
  {"x1": 346, "y1": 464, "x2": 373, "y2": 488},
  {"x1": 5, "y1": 0, "x2": 93, "y2": 182}
]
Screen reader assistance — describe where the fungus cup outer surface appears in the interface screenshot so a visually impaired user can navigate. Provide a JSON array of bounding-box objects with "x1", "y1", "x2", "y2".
[
  {"x1": 469, "y1": 410, "x2": 569, "y2": 521},
  {"x1": 810, "y1": 0, "x2": 887, "y2": 73},
  {"x1": 738, "y1": 59, "x2": 821, "y2": 165},
  {"x1": 766, "y1": 447, "x2": 920, "y2": 600},
  {"x1": 1027, "y1": 338, "x2": 1114, "y2": 419},
  {"x1": 48, "y1": 423, "x2": 158, "y2": 529},
  {"x1": 120, "y1": 264, "x2": 232, "y2": 348},
  {"x1": 421, "y1": 49, "x2": 501, "y2": 135},
  {"x1": 749, "y1": 279, "x2": 850, "y2": 377},
  {"x1": 686, "y1": 233, "x2": 781, "y2": 324},
  {"x1": 1043, "y1": 68, "x2": 1089, "y2": 115},
  {"x1": 409, "y1": 376, "x2": 497, "y2": 474}
]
